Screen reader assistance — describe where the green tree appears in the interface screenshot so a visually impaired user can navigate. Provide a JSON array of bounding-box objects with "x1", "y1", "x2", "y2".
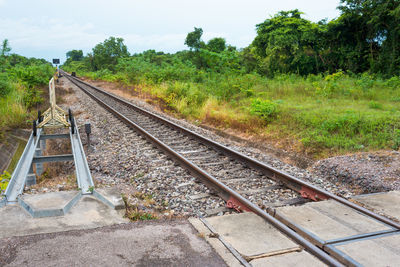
[
  {"x1": 1, "y1": 39, "x2": 11, "y2": 57},
  {"x1": 252, "y1": 10, "x2": 325, "y2": 75},
  {"x1": 207, "y1": 37, "x2": 226, "y2": 53},
  {"x1": 337, "y1": 0, "x2": 400, "y2": 75},
  {"x1": 185, "y1": 27, "x2": 203, "y2": 51},
  {"x1": 66, "y1": 49, "x2": 84, "y2": 61},
  {"x1": 92, "y1": 37, "x2": 130, "y2": 71},
  {"x1": 239, "y1": 46, "x2": 258, "y2": 73}
]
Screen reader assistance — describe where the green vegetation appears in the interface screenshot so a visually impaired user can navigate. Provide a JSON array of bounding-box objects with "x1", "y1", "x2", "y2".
[
  {"x1": 63, "y1": 1, "x2": 400, "y2": 157},
  {"x1": 6, "y1": 140, "x2": 27, "y2": 173},
  {"x1": 122, "y1": 193, "x2": 158, "y2": 221},
  {"x1": 0, "y1": 39, "x2": 54, "y2": 140},
  {"x1": 0, "y1": 171, "x2": 11, "y2": 194}
]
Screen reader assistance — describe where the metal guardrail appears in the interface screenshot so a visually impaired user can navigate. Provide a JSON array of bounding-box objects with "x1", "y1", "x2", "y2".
[
  {"x1": 3, "y1": 73, "x2": 95, "y2": 212},
  {"x1": 5, "y1": 127, "x2": 42, "y2": 203},
  {"x1": 70, "y1": 119, "x2": 94, "y2": 194}
]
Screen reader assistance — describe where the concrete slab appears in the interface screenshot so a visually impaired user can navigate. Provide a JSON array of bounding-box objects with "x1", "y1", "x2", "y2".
[
  {"x1": 189, "y1": 217, "x2": 242, "y2": 267},
  {"x1": 0, "y1": 219, "x2": 227, "y2": 266},
  {"x1": 18, "y1": 191, "x2": 81, "y2": 217},
  {"x1": 20, "y1": 191, "x2": 78, "y2": 210},
  {"x1": 278, "y1": 199, "x2": 391, "y2": 241},
  {"x1": 251, "y1": 251, "x2": 326, "y2": 267},
  {"x1": 204, "y1": 212, "x2": 300, "y2": 257},
  {"x1": 93, "y1": 187, "x2": 125, "y2": 210},
  {"x1": 0, "y1": 197, "x2": 5, "y2": 208},
  {"x1": 331, "y1": 233, "x2": 400, "y2": 266},
  {"x1": 0, "y1": 195, "x2": 127, "y2": 239},
  {"x1": 352, "y1": 191, "x2": 400, "y2": 221}
]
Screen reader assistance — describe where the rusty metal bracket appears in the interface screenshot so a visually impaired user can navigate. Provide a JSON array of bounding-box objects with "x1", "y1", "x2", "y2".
[
  {"x1": 226, "y1": 196, "x2": 253, "y2": 212},
  {"x1": 300, "y1": 186, "x2": 330, "y2": 201}
]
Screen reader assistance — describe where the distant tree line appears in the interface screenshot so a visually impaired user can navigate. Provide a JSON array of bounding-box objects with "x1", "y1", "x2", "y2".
[
  {"x1": 64, "y1": 0, "x2": 400, "y2": 77},
  {"x1": 250, "y1": 0, "x2": 400, "y2": 76}
]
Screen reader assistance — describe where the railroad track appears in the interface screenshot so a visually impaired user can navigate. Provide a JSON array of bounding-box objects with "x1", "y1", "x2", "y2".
[{"x1": 62, "y1": 71, "x2": 399, "y2": 266}]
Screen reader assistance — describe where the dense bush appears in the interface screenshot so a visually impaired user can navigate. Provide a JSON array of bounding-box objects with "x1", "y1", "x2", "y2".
[
  {"x1": 0, "y1": 47, "x2": 54, "y2": 139},
  {"x1": 250, "y1": 99, "x2": 279, "y2": 122},
  {"x1": 0, "y1": 73, "x2": 12, "y2": 97}
]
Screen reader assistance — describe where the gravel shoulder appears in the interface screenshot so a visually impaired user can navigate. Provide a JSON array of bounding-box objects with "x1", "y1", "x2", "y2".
[{"x1": 312, "y1": 150, "x2": 400, "y2": 194}]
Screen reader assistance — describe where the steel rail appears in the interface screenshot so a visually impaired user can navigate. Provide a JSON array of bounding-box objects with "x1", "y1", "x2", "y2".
[
  {"x1": 64, "y1": 71, "x2": 400, "y2": 231},
  {"x1": 64, "y1": 71, "x2": 343, "y2": 266}
]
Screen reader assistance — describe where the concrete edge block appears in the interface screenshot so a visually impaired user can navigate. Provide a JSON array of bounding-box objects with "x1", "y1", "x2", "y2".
[
  {"x1": 17, "y1": 197, "x2": 35, "y2": 217},
  {"x1": 18, "y1": 191, "x2": 82, "y2": 218},
  {"x1": 188, "y1": 217, "x2": 243, "y2": 267},
  {"x1": 351, "y1": 191, "x2": 389, "y2": 199},
  {"x1": 63, "y1": 191, "x2": 83, "y2": 214},
  {"x1": 34, "y1": 208, "x2": 64, "y2": 218},
  {"x1": 18, "y1": 196, "x2": 64, "y2": 218},
  {"x1": 0, "y1": 197, "x2": 6, "y2": 208},
  {"x1": 93, "y1": 189, "x2": 124, "y2": 210}
]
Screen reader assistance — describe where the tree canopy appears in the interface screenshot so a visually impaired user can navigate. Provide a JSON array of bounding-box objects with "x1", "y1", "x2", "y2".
[
  {"x1": 91, "y1": 37, "x2": 129, "y2": 71},
  {"x1": 185, "y1": 27, "x2": 204, "y2": 51},
  {"x1": 66, "y1": 50, "x2": 83, "y2": 61},
  {"x1": 207, "y1": 38, "x2": 226, "y2": 53},
  {"x1": 63, "y1": 1, "x2": 400, "y2": 77},
  {"x1": 1, "y1": 39, "x2": 11, "y2": 57},
  {"x1": 252, "y1": 9, "x2": 325, "y2": 75}
]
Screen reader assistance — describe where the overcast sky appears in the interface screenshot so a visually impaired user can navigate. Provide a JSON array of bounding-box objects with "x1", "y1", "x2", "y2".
[{"x1": 0, "y1": 0, "x2": 341, "y2": 63}]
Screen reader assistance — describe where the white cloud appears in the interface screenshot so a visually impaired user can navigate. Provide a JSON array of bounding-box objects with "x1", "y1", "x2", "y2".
[
  {"x1": 0, "y1": 17, "x2": 189, "y2": 61},
  {"x1": 0, "y1": 18, "x2": 103, "y2": 49},
  {"x1": 0, "y1": 0, "x2": 341, "y2": 61}
]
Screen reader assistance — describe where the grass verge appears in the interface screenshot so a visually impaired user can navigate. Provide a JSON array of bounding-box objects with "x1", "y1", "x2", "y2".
[{"x1": 6, "y1": 139, "x2": 27, "y2": 174}]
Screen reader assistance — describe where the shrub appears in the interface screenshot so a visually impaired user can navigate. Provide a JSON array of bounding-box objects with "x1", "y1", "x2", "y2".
[
  {"x1": 368, "y1": 101, "x2": 383, "y2": 110},
  {"x1": 250, "y1": 98, "x2": 279, "y2": 122},
  {"x1": 0, "y1": 171, "x2": 11, "y2": 194},
  {"x1": 385, "y1": 76, "x2": 400, "y2": 89},
  {"x1": 393, "y1": 129, "x2": 400, "y2": 150},
  {"x1": 0, "y1": 73, "x2": 12, "y2": 97}
]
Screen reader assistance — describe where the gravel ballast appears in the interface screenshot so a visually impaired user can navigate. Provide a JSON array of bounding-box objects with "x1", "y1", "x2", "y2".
[{"x1": 312, "y1": 151, "x2": 400, "y2": 194}]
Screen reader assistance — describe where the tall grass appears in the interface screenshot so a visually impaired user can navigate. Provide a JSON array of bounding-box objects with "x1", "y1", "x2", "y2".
[
  {"x1": 0, "y1": 84, "x2": 30, "y2": 139},
  {"x1": 64, "y1": 58, "x2": 400, "y2": 157},
  {"x1": 0, "y1": 57, "x2": 54, "y2": 140}
]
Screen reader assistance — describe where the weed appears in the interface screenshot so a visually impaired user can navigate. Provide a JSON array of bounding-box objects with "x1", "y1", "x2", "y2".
[
  {"x1": 122, "y1": 193, "x2": 158, "y2": 221},
  {"x1": 250, "y1": 98, "x2": 279, "y2": 122},
  {"x1": 134, "y1": 172, "x2": 145, "y2": 179},
  {"x1": 37, "y1": 171, "x2": 50, "y2": 183},
  {"x1": 133, "y1": 191, "x2": 155, "y2": 206},
  {"x1": 0, "y1": 171, "x2": 11, "y2": 194},
  {"x1": 368, "y1": 101, "x2": 383, "y2": 110},
  {"x1": 88, "y1": 186, "x2": 94, "y2": 193},
  {"x1": 393, "y1": 129, "x2": 400, "y2": 150}
]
